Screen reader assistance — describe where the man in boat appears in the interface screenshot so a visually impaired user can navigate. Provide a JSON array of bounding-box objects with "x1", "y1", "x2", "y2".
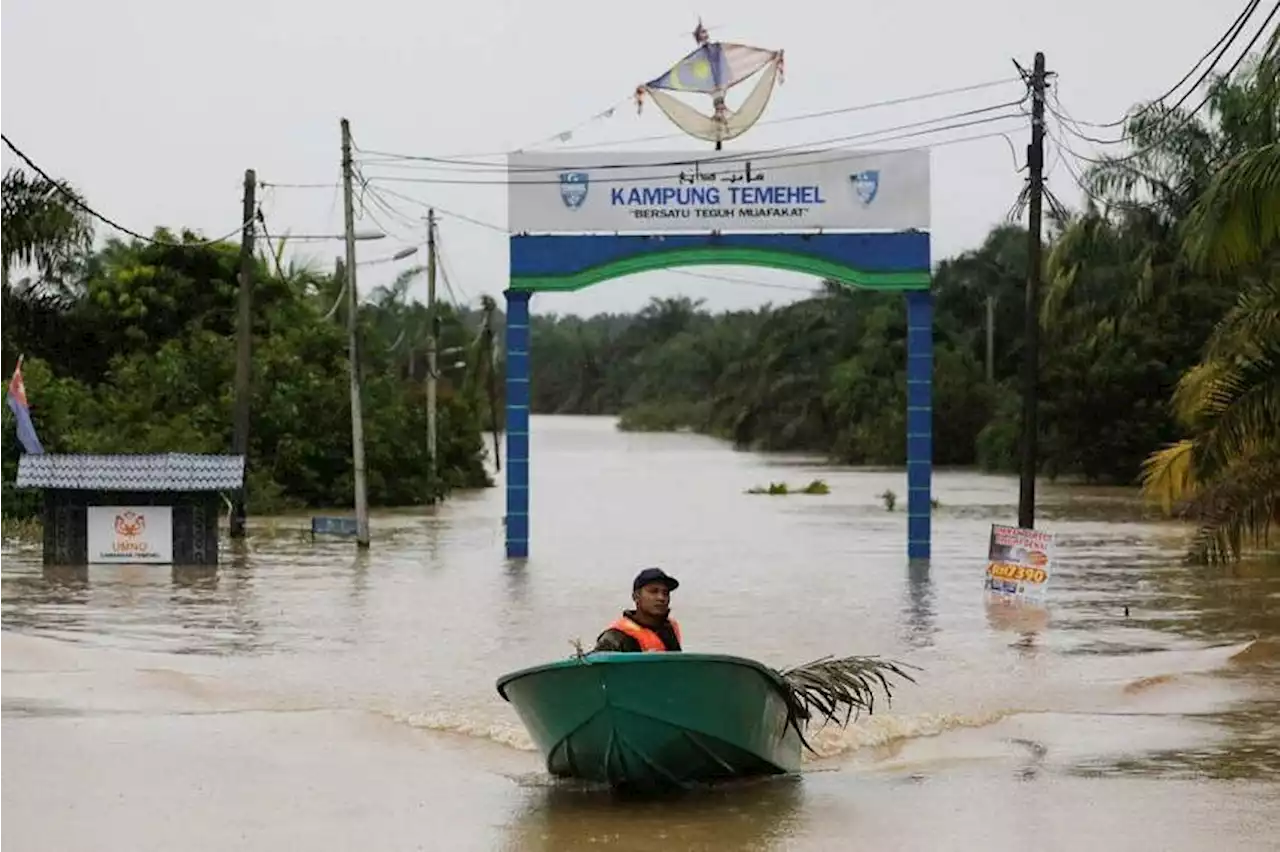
[{"x1": 592, "y1": 568, "x2": 683, "y2": 653}]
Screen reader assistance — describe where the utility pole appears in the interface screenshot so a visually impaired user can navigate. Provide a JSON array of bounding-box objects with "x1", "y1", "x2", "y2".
[
  {"x1": 986, "y1": 294, "x2": 996, "y2": 384},
  {"x1": 230, "y1": 168, "x2": 256, "y2": 539},
  {"x1": 426, "y1": 208, "x2": 439, "y2": 482},
  {"x1": 481, "y1": 297, "x2": 501, "y2": 472},
  {"x1": 1018, "y1": 51, "x2": 1048, "y2": 530},
  {"x1": 341, "y1": 118, "x2": 370, "y2": 548}
]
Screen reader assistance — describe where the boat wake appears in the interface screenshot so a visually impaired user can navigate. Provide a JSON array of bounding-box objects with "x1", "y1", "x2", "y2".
[
  {"x1": 798, "y1": 708, "x2": 1014, "y2": 760},
  {"x1": 376, "y1": 704, "x2": 1015, "y2": 762},
  {"x1": 378, "y1": 708, "x2": 537, "y2": 751},
  {"x1": 376, "y1": 639, "x2": 1269, "y2": 763}
]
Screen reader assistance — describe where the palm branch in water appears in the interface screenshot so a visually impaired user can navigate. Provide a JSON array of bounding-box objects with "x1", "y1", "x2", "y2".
[{"x1": 775, "y1": 655, "x2": 920, "y2": 754}]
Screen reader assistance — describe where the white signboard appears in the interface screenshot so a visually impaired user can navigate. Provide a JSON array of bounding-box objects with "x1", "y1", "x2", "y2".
[
  {"x1": 506, "y1": 148, "x2": 930, "y2": 235},
  {"x1": 87, "y1": 506, "x2": 174, "y2": 564},
  {"x1": 983, "y1": 523, "x2": 1055, "y2": 601}
]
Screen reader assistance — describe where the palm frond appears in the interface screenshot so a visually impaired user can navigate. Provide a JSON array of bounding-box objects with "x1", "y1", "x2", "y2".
[
  {"x1": 775, "y1": 655, "x2": 919, "y2": 754},
  {"x1": 1181, "y1": 142, "x2": 1280, "y2": 274},
  {"x1": 1177, "y1": 445, "x2": 1280, "y2": 564},
  {"x1": 1140, "y1": 439, "x2": 1199, "y2": 513},
  {"x1": 1203, "y1": 275, "x2": 1280, "y2": 362},
  {"x1": 1186, "y1": 338, "x2": 1280, "y2": 472},
  {"x1": 1170, "y1": 359, "x2": 1230, "y2": 430}
]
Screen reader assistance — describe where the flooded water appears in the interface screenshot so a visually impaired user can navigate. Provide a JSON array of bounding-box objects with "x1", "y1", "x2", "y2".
[{"x1": 4, "y1": 415, "x2": 1279, "y2": 851}]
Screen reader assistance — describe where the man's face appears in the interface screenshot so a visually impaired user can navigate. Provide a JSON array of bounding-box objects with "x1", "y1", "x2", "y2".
[{"x1": 633, "y1": 582, "x2": 671, "y2": 620}]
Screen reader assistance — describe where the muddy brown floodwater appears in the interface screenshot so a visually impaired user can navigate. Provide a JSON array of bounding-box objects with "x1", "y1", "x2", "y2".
[{"x1": 4, "y1": 416, "x2": 1279, "y2": 851}]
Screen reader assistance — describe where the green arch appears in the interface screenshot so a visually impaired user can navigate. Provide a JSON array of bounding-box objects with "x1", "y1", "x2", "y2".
[{"x1": 509, "y1": 245, "x2": 931, "y2": 293}]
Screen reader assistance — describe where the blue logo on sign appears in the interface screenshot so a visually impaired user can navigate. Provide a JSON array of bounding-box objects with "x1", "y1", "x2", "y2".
[
  {"x1": 559, "y1": 172, "x2": 589, "y2": 209},
  {"x1": 850, "y1": 170, "x2": 880, "y2": 205}
]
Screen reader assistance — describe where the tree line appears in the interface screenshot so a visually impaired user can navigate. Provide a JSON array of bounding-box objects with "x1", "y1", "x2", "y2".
[
  {"x1": 2, "y1": 178, "x2": 503, "y2": 519},
  {"x1": 3, "y1": 39, "x2": 1274, "y2": 561},
  {"x1": 526, "y1": 42, "x2": 1278, "y2": 563}
]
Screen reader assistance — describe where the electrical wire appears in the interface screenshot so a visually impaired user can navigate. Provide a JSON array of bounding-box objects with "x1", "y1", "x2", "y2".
[
  {"x1": 1053, "y1": 0, "x2": 1265, "y2": 131},
  {"x1": 355, "y1": 98, "x2": 1028, "y2": 176},
  {"x1": 357, "y1": 126, "x2": 1027, "y2": 244},
  {"x1": 1052, "y1": 2, "x2": 1276, "y2": 170},
  {"x1": 1050, "y1": 0, "x2": 1269, "y2": 148},
  {"x1": 357, "y1": 114, "x2": 1028, "y2": 188},
  {"x1": 267, "y1": 109, "x2": 1028, "y2": 193},
  {"x1": 2, "y1": 133, "x2": 257, "y2": 247},
  {"x1": 356, "y1": 76, "x2": 1024, "y2": 163}
]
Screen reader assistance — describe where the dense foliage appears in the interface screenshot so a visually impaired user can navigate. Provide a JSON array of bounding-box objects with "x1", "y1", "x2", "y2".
[
  {"x1": 526, "y1": 43, "x2": 1279, "y2": 561},
  {"x1": 2, "y1": 183, "x2": 501, "y2": 519}
]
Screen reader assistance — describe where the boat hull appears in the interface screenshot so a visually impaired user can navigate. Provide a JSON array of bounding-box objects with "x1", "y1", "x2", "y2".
[{"x1": 496, "y1": 652, "x2": 802, "y2": 788}]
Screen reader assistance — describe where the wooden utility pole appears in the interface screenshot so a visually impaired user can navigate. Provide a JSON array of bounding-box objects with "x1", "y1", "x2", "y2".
[
  {"x1": 230, "y1": 168, "x2": 256, "y2": 539},
  {"x1": 1018, "y1": 52, "x2": 1048, "y2": 530},
  {"x1": 341, "y1": 118, "x2": 370, "y2": 548},
  {"x1": 426, "y1": 208, "x2": 439, "y2": 481}
]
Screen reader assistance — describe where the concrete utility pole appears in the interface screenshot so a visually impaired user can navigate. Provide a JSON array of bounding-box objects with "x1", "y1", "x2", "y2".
[
  {"x1": 340, "y1": 118, "x2": 370, "y2": 548},
  {"x1": 230, "y1": 168, "x2": 256, "y2": 539},
  {"x1": 426, "y1": 208, "x2": 439, "y2": 481},
  {"x1": 1018, "y1": 52, "x2": 1048, "y2": 530}
]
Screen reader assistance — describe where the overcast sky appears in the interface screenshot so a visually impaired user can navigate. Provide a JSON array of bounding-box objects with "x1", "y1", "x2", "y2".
[{"x1": 1, "y1": 0, "x2": 1253, "y2": 316}]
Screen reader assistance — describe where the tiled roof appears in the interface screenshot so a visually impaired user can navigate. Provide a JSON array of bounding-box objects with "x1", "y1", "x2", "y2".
[{"x1": 15, "y1": 453, "x2": 245, "y2": 492}]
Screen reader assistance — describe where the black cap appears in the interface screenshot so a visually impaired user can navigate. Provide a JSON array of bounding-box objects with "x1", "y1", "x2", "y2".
[{"x1": 633, "y1": 567, "x2": 679, "y2": 592}]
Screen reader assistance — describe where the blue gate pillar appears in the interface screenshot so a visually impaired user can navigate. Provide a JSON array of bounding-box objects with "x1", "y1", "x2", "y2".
[
  {"x1": 504, "y1": 290, "x2": 531, "y2": 559},
  {"x1": 905, "y1": 289, "x2": 933, "y2": 560}
]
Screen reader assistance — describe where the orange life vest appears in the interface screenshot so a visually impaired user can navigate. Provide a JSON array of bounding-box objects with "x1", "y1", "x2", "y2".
[{"x1": 608, "y1": 615, "x2": 682, "y2": 652}]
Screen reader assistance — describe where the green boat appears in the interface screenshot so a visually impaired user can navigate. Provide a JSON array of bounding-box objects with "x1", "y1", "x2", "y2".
[{"x1": 496, "y1": 652, "x2": 805, "y2": 789}]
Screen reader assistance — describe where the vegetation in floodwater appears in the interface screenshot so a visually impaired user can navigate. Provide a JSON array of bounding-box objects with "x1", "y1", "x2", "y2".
[
  {"x1": 523, "y1": 43, "x2": 1279, "y2": 563},
  {"x1": 879, "y1": 489, "x2": 897, "y2": 511},
  {"x1": 1, "y1": 516, "x2": 42, "y2": 543},
  {"x1": 2, "y1": 172, "x2": 504, "y2": 523},
  {"x1": 617, "y1": 401, "x2": 708, "y2": 433},
  {"x1": 746, "y1": 479, "x2": 830, "y2": 496}
]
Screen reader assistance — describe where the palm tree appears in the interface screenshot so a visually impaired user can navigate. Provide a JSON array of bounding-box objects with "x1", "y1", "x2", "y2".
[
  {"x1": 1140, "y1": 38, "x2": 1280, "y2": 563},
  {"x1": 2, "y1": 167, "x2": 96, "y2": 373},
  {"x1": 1, "y1": 167, "x2": 94, "y2": 291}
]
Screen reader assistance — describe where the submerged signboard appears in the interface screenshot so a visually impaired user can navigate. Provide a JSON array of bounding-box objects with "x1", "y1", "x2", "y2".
[
  {"x1": 983, "y1": 523, "x2": 1055, "y2": 600},
  {"x1": 507, "y1": 149, "x2": 930, "y2": 234},
  {"x1": 87, "y1": 506, "x2": 174, "y2": 564}
]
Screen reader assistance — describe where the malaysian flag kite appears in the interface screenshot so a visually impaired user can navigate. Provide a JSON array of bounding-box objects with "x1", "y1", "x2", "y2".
[
  {"x1": 634, "y1": 19, "x2": 784, "y2": 145},
  {"x1": 6, "y1": 357, "x2": 45, "y2": 455}
]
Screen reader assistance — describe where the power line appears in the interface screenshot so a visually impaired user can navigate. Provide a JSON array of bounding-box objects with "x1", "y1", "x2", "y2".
[
  {"x1": 356, "y1": 76, "x2": 1024, "y2": 163},
  {"x1": 1049, "y1": 0, "x2": 1269, "y2": 149},
  {"x1": 2, "y1": 133, "x2": 255, "y2": 247},
  {"x1": 357, "y1": 113, "x2": 1029, "y2": 188},
  {"x1": 1053, "y1": 0, "x2": 1265, "y2": 131},
  {"x1": 268, "y1": 111, "x2": 1029, "y2": 192},
  {"x1": 1056, "y1": 1, "x2": 1277, "y2": 168},
  {"x1": 355, "y1": 98, "x2": 1028, "y2": 176},
  {"x1": 358, "y1": 127, "x2": 1025, "y2": 241}
]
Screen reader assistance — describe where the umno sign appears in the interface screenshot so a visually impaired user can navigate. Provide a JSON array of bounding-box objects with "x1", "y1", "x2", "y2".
[{"x1": 87, "y1": 506, "x2": 174, "y2": 564}]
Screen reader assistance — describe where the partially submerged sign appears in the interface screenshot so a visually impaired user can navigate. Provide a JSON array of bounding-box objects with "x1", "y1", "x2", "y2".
[
  {"x1": 984, "y1": 523, "x2": 1055, "y2": 600},
  {"x1": 507, "y1": 148, "x2": 931, "y2": 235},
  {"x1": 311, "y1": 516, "x2": 359, "y2": 538},
  {"x1": 87, "y1": 506, "x2": 174, "y2": 564}
]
